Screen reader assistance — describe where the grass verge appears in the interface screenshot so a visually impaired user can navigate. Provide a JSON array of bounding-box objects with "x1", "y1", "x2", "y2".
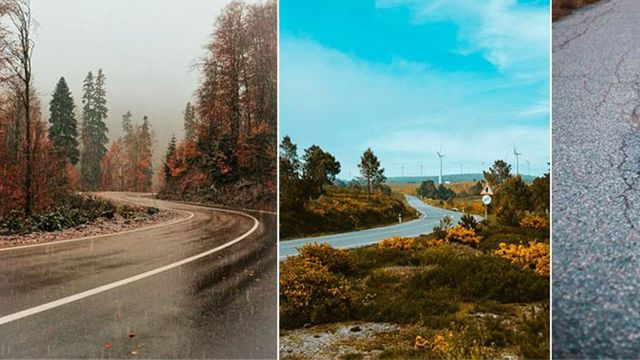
[{"x1": 280, "y1": 187, "x2": 417, "y2": 240}]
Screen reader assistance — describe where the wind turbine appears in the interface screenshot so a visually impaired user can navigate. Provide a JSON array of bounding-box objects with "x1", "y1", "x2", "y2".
[
  {"x1": 401, "y1": 166, "x2": 404, "y2": 177},
  {"x1": 437, "y1": 150, "x2": 446, "y2": 184},
  {"x1": 420, "y1": 163, "x2": 423, "y2": 177},
  {"x1": 526, "y1": 159, "x2": 531, "y2": 177},
  {"x1": 513, "y1": 146, "x2": 522, "y2": 175}
]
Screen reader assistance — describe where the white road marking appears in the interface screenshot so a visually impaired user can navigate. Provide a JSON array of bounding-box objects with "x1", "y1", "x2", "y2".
[{"x1": 0, "y1": 206, "x2": 259, "y2": 326}]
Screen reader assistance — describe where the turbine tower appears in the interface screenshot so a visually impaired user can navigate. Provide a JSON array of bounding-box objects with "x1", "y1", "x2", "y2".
[
  {"x1": 437, "y1": 150, "x2": 446, "y2": 184},
  {"x1": 526, "y1": 159, "x2": 531, "y2": 177},
  {"x1": 513, "y1": 146, "x2": 522, "y2": 175}
]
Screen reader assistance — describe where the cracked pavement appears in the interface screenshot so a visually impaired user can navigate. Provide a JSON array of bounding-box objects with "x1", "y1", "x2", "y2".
[{"x1": 553, "y1": 0, "x2": 640, "y2": 357}]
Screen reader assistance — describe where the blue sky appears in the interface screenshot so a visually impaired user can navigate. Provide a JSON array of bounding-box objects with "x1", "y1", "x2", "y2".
[{"x1": 280, "y1": 0, "x2": 550, "y2": 178}]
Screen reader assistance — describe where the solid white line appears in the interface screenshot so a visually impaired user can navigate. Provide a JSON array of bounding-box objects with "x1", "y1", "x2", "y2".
[
  {"x1": 0, "y1": 210, "x2": 195, "y2": 253},
  {"x1": 0, "y1": 211, "x2": 259, "y2": 326}
]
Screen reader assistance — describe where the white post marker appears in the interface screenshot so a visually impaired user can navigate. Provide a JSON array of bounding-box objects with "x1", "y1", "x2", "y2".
[
  {"x1": 480, "y1": 183, "x2": 494, "y2": 221},
  {"x1": 398, "y1": 213, "x2": 402, "y2": 223}
]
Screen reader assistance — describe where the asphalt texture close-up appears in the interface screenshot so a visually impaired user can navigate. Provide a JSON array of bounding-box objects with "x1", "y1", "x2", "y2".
[
  {"x1": 553, "y1": 0, "x2": 640, "y2": 357},
  {"x1": 0, "y1": 192, "x2": 277, "y2": 359},
  {"x1": 279, "y1": 194, "x2": 467, "y2": 258}
]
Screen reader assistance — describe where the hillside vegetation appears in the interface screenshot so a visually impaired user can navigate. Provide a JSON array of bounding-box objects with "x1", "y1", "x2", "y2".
[
  {"x1": 280, "y1": 187, "x2": 417, "y2": 239},
  {"x1": 280, "y1": 159, "x2": 550, "y2": 357},
  {"x1": 280, "y1": 216, "x2": 550, "y2": 358},
  {"x1": 280, "y1": 137, "x2": 411, "y2": 239}
]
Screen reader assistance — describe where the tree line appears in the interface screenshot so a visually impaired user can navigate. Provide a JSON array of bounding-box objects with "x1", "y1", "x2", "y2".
[
  {"x1": 416, "y1": 159, "x2": 550, "y2": 225},
  {"x1": 1, "y1": 0, "x2": 277, "y2": 217},
  {"x1": 0, "y1": 0, "x2": 154, "y2": 218},
  {"x1": 279, "y1": 135, "x2": 387, "y2": 211},
  {"x1": 160, "y1": 0, "x2": 277, "y2": 209}
]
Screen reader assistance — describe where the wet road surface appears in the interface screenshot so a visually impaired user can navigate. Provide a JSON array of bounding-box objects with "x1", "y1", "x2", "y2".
[
  {"x1": 553, "y1": 1, "x2": 640, "y2": 357},
  {"x1": 280, "y1": 194, "x2": 468, "y2": 258},
  {"x1": 0, "y1": 192, "x2": 277, "y2": 359}
]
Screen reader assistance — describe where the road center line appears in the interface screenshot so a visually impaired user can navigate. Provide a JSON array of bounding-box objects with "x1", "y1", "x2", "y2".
[{"x1": 0, "y1": 209, "x2": 259, "y2": 326}]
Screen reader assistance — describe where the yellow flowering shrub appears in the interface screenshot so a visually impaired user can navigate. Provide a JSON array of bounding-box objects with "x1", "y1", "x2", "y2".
[
  {"x1": 378, "y1": 236, "x2": 420, "y2": 250},
  {"x1": 426, "y1": 238, "x2": 447, "y2": 247},
  {"x1": 279, "y1": 256, "x2": 353, "y2": 328},
  {"x1": 445, "y1": 225, "x2": 482, "y2": 247},
  {"x1": 297, "y1": 242, "x2": 355, "y2": 274},
  {"x1": 494, "y1": 241, "x2": 550, "y2": 276},
  {"x1": 519, "y1": 213, "x2": 548, "y2": 229}
]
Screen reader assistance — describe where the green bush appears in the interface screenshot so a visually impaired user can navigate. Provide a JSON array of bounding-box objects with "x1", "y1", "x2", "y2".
[
  {"x1": 459, "y1": 213, "x2": 478, "y2": 231},
  {"x1": 515, "y1": 304, "x2": 550, "y2": 359},
  {"x1": 358, "y1": 269, "x2": 460, "y2": 324},
  {"x1": 0, "y1": 208, "x2": 27, "y2": 234},
  {"x1": 0, "y1": 194, "x2": 157, "y2": 235},
  {"x1": 409, "y1": 256, "x2": 548, "y2": 303}
]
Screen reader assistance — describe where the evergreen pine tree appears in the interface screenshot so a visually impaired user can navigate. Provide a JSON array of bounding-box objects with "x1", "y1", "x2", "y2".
[
  {"x1": 48, "y1": 77, "x2": 79, "y2": 165},
  {"x1": 184, "y1": 102, "x2": 196, "y2": 140},
  {"x1": 139, "y1": 115, "x2": 153, "y2": 191},
  {"x1": 80, "y1": 70, "x2": 109, "y2": 190},
  {"x1": 164, "y1": 134, "x2": 177, "y2": 182}
]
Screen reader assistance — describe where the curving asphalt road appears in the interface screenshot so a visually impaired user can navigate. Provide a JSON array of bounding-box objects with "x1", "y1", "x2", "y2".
[
  {"x1": 0, "y1": 192, "x2": 277, "y2": 359},
  {"x1": 279, "y1": 194, "x2": 468, "y2": 258},
  {"x1": 553, "y1": 1, "x2": 640, "y2": 357}
]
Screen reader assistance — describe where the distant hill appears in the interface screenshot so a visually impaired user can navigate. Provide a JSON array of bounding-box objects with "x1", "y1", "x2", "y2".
[{"x1": 384, "y1": 173, "x2": 537, "y2": 184}]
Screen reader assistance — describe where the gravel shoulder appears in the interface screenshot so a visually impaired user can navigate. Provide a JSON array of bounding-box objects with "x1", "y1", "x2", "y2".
[
  {"x1": 280, "y1": 322, "x2": 400, "y2": 360},
  {"x1": 0, "y1": 210, "x2": 185, "y2": 249}
]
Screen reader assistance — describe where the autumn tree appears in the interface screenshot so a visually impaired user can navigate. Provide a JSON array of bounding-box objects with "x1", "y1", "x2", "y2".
[
  {"x1": 159, "y1": 0, "x2": 276, "y2": 209},
  {"x1": 100, "y1": 112, "x2": 153, "y2": 192},
  {"x1": 100, "y1": 139, "x2": 124, "y2": 190},
  {"x1": 48, "y1": 76, "x2": 79, "y2": 165},
  {"x1": 1, "y1": 0, "x2": 35, "y2": 215},
  {"x1": 358, "y1": 148, "x2": 386, "y2": 200},
  {"x1": 80, "y1": 70, "x2": 109, "y2": 190}
]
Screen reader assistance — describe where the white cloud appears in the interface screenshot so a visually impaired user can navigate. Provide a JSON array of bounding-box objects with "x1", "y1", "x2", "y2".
[
  {"x1": 280, "y1": 37, "x2": 550, "y2": 177},
  {"x1": 376, "y1": 0, "x2": 550, "y2": 77}
]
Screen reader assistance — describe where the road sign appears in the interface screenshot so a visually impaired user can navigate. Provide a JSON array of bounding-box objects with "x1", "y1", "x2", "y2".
[
  {"x1": 480, "y1": 183, "x2": 493, "y2": 196},
  {"x1": 482, "y1": 194, "x2": 492, "y2": 205}
]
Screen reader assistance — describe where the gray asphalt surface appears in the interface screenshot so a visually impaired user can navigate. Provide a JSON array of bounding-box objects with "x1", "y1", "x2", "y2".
[
  {"x1": 280, "y1": 194, "x2": 467, "y2": 258},
  {"x1": 553, "y1": 1, "x2": 640, "y2": 357},
  {"x1": 0, "y1": 192, "x2": 277, "y2": 359}
]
